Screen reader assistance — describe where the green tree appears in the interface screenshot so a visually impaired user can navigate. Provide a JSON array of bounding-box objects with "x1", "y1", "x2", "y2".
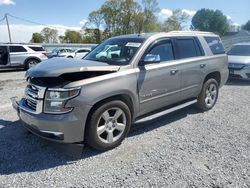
[
  {"x1": 141, "y1": 0, "x2": 161, "y2": 32},
  {"x1": 162, "y1": 9, "x2": 189, "y2": 32},
  {"x1": 87, "y1": 10, "x2": 104, "y2": 43},
  {"x1": 82, "y1": 28, "x2": 101, "y2": 43},
  {"x1": 41, "y1": 27, "x2": 59, "y2": 43},
  {"x1": 63, "y1": 30, "x2": 82, "y2": 43},
  {"x1": 191, "y1": 9, "x2": 229, "y2": 35},
  {"x1": 30, "y1": 32, "x2": 44, "y2": 43},
  {"x1": 243, "y1": 20, "x2": 250, "y2": 30}
]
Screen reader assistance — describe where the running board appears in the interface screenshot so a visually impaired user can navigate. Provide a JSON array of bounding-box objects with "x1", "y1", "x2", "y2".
[{"x1": 135, "y1": 99, "x2": 197, "y2": 124}]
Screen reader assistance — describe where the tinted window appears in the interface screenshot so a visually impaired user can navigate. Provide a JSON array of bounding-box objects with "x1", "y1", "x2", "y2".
[
  {"x1": 228, "y1": 45, "x2": 250, "y2": 56},
  {"x1": 175, "y1": 39, "x2": 201, "y2": 59},
  {"x1": 205, "y1": 36, "x2": 225, "y2": 55},
  {"x1": 77, "y1": 49, "x2": 90, "y2": 53},
  {"x1": 28, "y1": 46, "x2": 45, "y2": 51},
  {"x1": 9, "y1": 46, "x2": 27, "y2": 53},
  {"x1": 148, "y1": 41, "x2": 174, "y2": 62}
]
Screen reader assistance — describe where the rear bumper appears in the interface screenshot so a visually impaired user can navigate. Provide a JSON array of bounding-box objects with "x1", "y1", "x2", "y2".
[{"x1": 12, "y1": 97, "x2": 92, "y2": 143}]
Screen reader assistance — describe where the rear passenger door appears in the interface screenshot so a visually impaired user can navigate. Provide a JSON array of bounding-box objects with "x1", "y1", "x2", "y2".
[
  {"x1": 9, "y1": 45, "x2": 28, "y2": 66},
  {"x1": 173, "y1": 37, "x2": 206, "y2": 100}
]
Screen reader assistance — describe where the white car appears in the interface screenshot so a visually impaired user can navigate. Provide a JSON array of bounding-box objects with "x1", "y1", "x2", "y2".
[
  {"x1": 74, "y1": 48, "x2": 91, "y2": 59},
  {"x1": 228, "y1": 42, "x2": 250, "y2": 80},
  {"x1": 0, "y1": 44, "x2": 48, "y2": 70},
  {"x1": 48, "y1": 48, "x2": 75, "y2": 59}
]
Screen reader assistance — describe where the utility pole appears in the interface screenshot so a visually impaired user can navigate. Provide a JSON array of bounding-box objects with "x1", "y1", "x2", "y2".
[{"x1": 5, "y1": 13, "x2": 12, "y2": 43}]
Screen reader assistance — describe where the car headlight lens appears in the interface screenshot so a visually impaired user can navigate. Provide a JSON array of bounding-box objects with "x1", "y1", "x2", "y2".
[{"x1": 44, "y1": 87, "x2": 81, "y2": 114}]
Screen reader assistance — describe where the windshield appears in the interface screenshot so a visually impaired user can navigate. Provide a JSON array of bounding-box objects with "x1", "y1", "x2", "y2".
[
  {"x1": 84, "y1": 37, "x2": 145, "y2": 65},
  {"x1": 228, "y1": 45, "x2": 250, "y2": 56}
]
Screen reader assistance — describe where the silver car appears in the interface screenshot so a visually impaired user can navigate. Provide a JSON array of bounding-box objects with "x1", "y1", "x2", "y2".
[
  {"x1": 48, "y1": 48, "x2": 75, "y2": 59},
  {"x1": 0, "y1": 44, "x2": 48, "y2": 70},
  {"x1": 228, "y1": 42, "x2": 250, "y2": 79},
  {"x1": 12, "y1": 31, "x2": 228, "y2": 151},
  {"x1": 74, "y1": 48, "x2": 91, "y2": 59}
]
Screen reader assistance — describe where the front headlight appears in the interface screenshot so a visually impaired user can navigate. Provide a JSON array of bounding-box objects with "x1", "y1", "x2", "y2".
[{"x1": 44, "y1": 87, "x2": 81, "y2": 114}]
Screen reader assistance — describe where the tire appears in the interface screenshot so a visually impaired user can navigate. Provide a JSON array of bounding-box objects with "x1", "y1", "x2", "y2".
[
  {"x1": 25, "y1": 59, "x2": 39, "y2": 70},
  {"x1": 196, "y1": 78, "x2": 219, "y2": 111},
  {"x1": 86, "y1": 100, "x2": 132, "y2": 151},
  {"x1": 67, "y1": 56, "x2": 73, "y2": 58}
]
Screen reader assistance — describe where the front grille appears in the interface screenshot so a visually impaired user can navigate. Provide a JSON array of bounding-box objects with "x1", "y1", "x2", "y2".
[{"x1": 24, "y1": 84, "x2": 46, "y2": 114}]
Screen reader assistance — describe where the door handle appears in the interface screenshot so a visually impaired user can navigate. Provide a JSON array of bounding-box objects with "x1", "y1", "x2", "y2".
[
  {"x1": 200, "y1": 64, "x2": 206, "y2": 68},
  {"x1": 170, "y1": 69, "x2": 179, "y2": 75}
]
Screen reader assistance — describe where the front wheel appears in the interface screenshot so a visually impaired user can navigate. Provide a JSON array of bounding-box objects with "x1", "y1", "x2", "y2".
[
  {"x1": 196, "y1": 78, "x2": 219, "y2": 111},
  {"x1": 86, "y1": 100, "x2": 132, "y2": 151}
]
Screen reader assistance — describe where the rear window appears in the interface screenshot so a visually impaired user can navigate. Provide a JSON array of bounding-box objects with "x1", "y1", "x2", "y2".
[
  {"x1": 205, "y1": 36, "x2": 225, "y2": 55},
  {"x1": 9, "y1": 46, "x2": 27, "y2": 53},
  {"x1": 175, "y1": 38, "x2": 202, "y2": 59},
  {"x1": 28, "y1": 46, "x2": 45, "y2": 51}
]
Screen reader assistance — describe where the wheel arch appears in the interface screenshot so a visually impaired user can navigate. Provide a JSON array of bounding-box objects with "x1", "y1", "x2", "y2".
[
  {"x1": 24, "y1": 56, "x2": 41, "y2": 67},
  {"x1": 87, "y1": 93, "x2": 135, "y2": 122},
  {"x1": 204, "y1": 71, "x2": 221, "y2": 86}
]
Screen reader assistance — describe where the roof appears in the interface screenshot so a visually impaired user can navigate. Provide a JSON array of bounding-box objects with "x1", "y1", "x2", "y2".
[{"x1": 111, "y1": 31, "x2": 217, "y2": 40}]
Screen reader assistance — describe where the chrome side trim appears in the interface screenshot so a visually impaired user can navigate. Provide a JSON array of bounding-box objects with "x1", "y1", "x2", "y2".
[
  {"x1": 135, "y1": 99, "x2": 197, "y2": 123},
  {"x1": 140, "y1": 84, "x2": 199, "y2": 104}
]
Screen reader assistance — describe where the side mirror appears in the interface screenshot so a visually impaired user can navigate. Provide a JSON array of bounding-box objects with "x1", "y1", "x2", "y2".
[{"x1": 140, "y1": 54, "x2": 161, "y2": 66}]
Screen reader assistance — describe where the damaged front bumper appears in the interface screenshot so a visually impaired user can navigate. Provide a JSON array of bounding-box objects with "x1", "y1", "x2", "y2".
[{"x1": 11, "y1": 97, "x2": 92, "y2": 143}]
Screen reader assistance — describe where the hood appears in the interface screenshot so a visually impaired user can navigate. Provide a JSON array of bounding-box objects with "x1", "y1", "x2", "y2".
[
  {"x1": 26, "y1": 58, "x2": 120, "y2": 78},
  {"x1": 228, "y1": 55, "x2": 250, "y2": 65}
]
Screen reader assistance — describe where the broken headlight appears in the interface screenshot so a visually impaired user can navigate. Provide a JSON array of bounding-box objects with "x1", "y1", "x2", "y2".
[{"x1": 44, "y1": 87, "x2": 81, "y2": 114}]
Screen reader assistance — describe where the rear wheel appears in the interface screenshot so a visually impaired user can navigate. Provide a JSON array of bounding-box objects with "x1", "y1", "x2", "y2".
[
  {"x1": 25, "y1": 59, "x2": 39, "y2": 70},
  {"x1": 196, "y1": 78, "x2": 219, "y2": 111},
  {"x1": 86, "y1": 100, "x2": 131, "y2": 151}
]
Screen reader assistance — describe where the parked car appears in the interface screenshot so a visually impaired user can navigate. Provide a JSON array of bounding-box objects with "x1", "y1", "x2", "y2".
[
  {"x1": 12, "y1": 31, "x2": 228, "y2": 151},
  {"x1": 228, "y1": 42, "x2": 250, "y2": 80},
  {"x1": 0, "y1": 44, "x2": 48, "y2": 70},
  {"x1": 74, "y1": 48, "x2": 91, "y2": 59},
  {"x1": 48, "y1": 48, "x2": 75, "y2": 59},
  {"x1": 95, "y1": 45, "x2": 121, "y2": 59}
]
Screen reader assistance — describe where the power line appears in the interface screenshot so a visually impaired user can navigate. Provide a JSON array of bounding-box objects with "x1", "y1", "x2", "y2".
[
  {"x1": 6, "y1": 13, "x2": 80, "y2": 30},
  {"x1": 0, "y1": 16, "x2": 5, "y2": 23}
]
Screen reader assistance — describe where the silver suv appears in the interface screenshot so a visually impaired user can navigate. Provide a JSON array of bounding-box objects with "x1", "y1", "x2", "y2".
[
  {"x1": 0, "y1": 44, "x2": 48, "y2": 70},
  {"x1": 12, "y1": 31, "x2": 229, "y2": 150}
]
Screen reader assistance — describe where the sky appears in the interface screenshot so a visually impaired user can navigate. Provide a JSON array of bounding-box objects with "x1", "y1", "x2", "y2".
[{"x1": 0, "y1": 0, "x2": 249, "y2": 42}]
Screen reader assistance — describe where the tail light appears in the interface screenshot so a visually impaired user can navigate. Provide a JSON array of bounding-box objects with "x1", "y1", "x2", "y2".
[{"x1": 42, "y1": 52, "x2": 48, "y2": 57}]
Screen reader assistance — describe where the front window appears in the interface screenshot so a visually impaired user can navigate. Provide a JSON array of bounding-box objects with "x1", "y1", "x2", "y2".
[
  {"x1": 228, "y1": 45, "x2": 250, "y2": 56},
  {"x1": 84, "y1": 38, "x2": 145, "y2": 65}
]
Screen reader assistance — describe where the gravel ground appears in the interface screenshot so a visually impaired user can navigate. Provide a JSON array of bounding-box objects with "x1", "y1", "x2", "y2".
[{"x1": 0, "y1": 71, "x2": 249, "y2": 188}]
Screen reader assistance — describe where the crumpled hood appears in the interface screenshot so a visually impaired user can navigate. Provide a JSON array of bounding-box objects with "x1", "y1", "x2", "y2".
[
  {"x1": 26, "y1": 58, "x2": 120, "y2": 78},
  {"x1": 228, "y1": 55, "x2": 250, "y2": 65}
]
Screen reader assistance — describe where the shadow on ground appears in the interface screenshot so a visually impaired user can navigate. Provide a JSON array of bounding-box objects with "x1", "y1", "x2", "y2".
[{"x1": 0, "y1": 105, "x2": 199, "y2": 175}]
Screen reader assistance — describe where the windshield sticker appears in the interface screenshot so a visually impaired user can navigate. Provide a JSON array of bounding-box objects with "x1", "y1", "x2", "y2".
[{"x1": 125, "y1": 42, "x2": 142, "y2": 48}]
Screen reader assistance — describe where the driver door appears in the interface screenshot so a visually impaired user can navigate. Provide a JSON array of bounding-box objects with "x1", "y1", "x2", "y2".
[
  {"x1": 0, "y1": 46, "x2": 9, "y2": 66},
  {"x1": 137, "y1": 39, "x2": 182, "y2": 115}
]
